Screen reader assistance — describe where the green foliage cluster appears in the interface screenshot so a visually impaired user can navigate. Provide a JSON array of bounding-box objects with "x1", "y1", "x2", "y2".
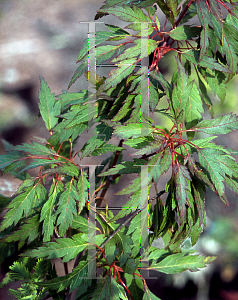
[{"x1": 0, "y1": 0, "x2": 238, "y2": 299}]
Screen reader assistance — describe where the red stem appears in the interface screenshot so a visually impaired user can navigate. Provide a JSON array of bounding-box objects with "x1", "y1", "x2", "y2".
[{"x1": 173, "y1": 0, "x2": 196, "y2": 29}]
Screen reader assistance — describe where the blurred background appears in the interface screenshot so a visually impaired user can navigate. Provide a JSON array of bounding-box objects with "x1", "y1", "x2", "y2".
[{"x1": 0, "y1": 0, "x2": 238, "y2": 299}]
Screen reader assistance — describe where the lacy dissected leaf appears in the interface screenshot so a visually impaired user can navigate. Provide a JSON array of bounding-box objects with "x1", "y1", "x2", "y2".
[
  {"x1": 61, "y1": 105, "x2": 97, "y2": 128},
  {"x1": 95, "y1": 0, "x2": 156, "y2": 20},
  {"x1": 68, "y1": 60, "x2": 88, "y2": 88},
  {"x1": 81, "y1": 123, "x2": 113, "y2": 158},
  {"x1": 185, "y1": 81, "x2": 204, "y2": 136},
  {"x1": 39, "y1": 76, "x2": 61, "y2": 131},
  {"x1": 173, "y1": 165, "x2": 191, "y2": 222},
  {"x1": 18, "y1": 158, "x2": 61, "y2": 174},
  {"x1": 197, "y1": 148, "x2": 228, "y2": 204},
  {"x1": 113, "y1": 39, "x2": 158, "y2": 62},
  {"x1": 127, "y1": 208, "x2": 148, "y2": 256},
  {"x1": 149, "y1": 251, "x2": 216, "y2": 274},
  {"x1": 96, "y1": 44, "x2": 126, "y2": 65},
  {"x1": 43, "y1": 162, "x2": 79, "y2": 178},
  {"x1": 0, "y1": 149, "x2": 25, "y2": 170},
  {"x1": 168, "y1": 25, "x2": 201, "y2": 41},
  {"x1": 114, "y1": 151, "x2": 171, "y2": 210},
  {"x1": 113, "y1": 179, "x2": 152, "y2": 222},
  {"x1": 147, "y1": 149, "x2": 172, "y2": 182},
  {"x1": 111, "y1": 94, "x2": 135, "y2": 122},
  {"x1": 99, "y1": 5, "x2": 151, "y2": 32},
  {"x1": 114, "y1": 122, "x2": 153, "y2": 139},
  {"x1": 40, "y1": 181, "x2": 64, "y2": 242},
  {"x1": 192, "y1": 181, "x2": 206, "y2": 227},
  {"x1": 57, "y1": 90, "x2": 91, "y2": 110},
  {"x1": 123, "y1": 136, "x2": 154, "y2": 149},
  {"x1": 149, "y1": 70, "x2": 172, "y2": 99},
  {"x1": 214, "y1": 154, "x2": 238, "y2": 194},
  {"x1": 77, "y1": 30, "x2": 130, "y2": 63},
  {"x1": 196, "y1": 0, "x2": 213, "y2": 59},
  {"x1": 171, "y1": 58, "x2": 193, "y2": 123},
  {"x1": 0, "y1": 183, "x2": 47, "y2": 230},
  {"x1": 100, "y1": 159, "x2": 145, "y2": 176},
  {"x1": 182, "y1": 50, "x2": 232, "y2": 73},
  {"x1": 34, "y1": 259, "x2": 90, "y2": 292},
  {"x1": 195, "y1": 70, "x2": 213, "y2": 110},
  {"x1": 190, "y1": 113, "x2": 238, "y2": 134},
  {"x1": 199, "y1": 68, "x2": 227, "y2": 103},
  {"x1": 72, "y1": 215, "x2": 97, "y2": 233},
  {"x1": 186, "y1": 154, "x2": 215, "y2": 192},
  {"x1": 50, "y1": 120, "x2": 87, "y2": 144},
  {"x1": 2, "y1": 214, "x2": 40, "y2": 246},
  {"x1": 12, "y1": 140, "x2": 57, "y2": 157},
  {"x1": 148, "y1": 76, "x2": 162, "y2": 113},
  {"x1": 22, "y1": 234, "x2": 87, "y2": 263},
  {"x1": 56, "y1": 181, "x2": 78, "y2": 236},
  {"x1": 220, "y1": 22, "x2": 238, "y2": 73},
  {"x1": 8, "y1": 261, "x2": 31, "y2": 280},
  {"x1": 157, "y1": 0, "x2": 179, "y2": 25},
  {"x1": 91, "y1": 144, "x2": 124, "y2": 156},
  {"x1": 99, "y1": 58, "x2": 137, "y2": 92},
  {"x1": 81, "y1": 135, "x2": 105, "y2": 158}
]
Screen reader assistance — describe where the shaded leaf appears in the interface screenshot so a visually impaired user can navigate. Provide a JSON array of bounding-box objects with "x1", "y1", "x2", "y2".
[
  {"x1": 173, "y1": 165, "x2": 191, "y2": 222},
  {"x1": 40, "y1": 181, "x2": 64, "y2": 242},
  {"x1": 56, "y1": 181, "x2": 78, "y2": 236},
  {"x1": 2, "y1": 215, "x2": 40, "y2": 246},
  {"x1": 0, "y1": 183, "x2": 47, "y2": 230},
  {"x1": 22, "y1": 234, "x2": 87, "y2": 263},
  {"x1": 124, "y1": 271, "x2": 144, "y2": 300}
]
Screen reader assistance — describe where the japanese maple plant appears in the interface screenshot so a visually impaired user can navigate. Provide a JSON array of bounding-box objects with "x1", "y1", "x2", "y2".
[{"x1": 1, "y1": 0, "x2": 238, "y2": 299}]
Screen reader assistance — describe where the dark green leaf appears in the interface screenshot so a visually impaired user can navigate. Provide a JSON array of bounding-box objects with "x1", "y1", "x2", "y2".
[
  {"x1": 56, "y1": 181, "x2": 78, "y2": 236},
  {"x1": 173, "y1": 165, "x2": 191, "y2": 222},
  {"x1": 57, "y1": 90, "x2": 91, "y2": 110},
  {"x1": 43, "y1": 162, "x2": 79, "y2": 178},
  {"x1": 40, "y1": 181, "x2": 64, "y2": 242},
  {"x1": 182, "y1": 50, "x2": 232, "y2": 74},
  {"x1": 0, "y1": 183, "x2": 47, "y2": 230},
  {"x1": 39, "y1": 76, "x2": 61, "y2": 131},
  {"x1": 2, "y1": 215, "x2": 40, "y2": 246},
  {"x1": 23, "y1": 234, "x2": 87, "y2": 262},
  {"x1": 124, "y1": 271, "x2": 144, "y2": 300},
  {"x1": 13, "y1": 140, "x2": 56, "y2": 157}
]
